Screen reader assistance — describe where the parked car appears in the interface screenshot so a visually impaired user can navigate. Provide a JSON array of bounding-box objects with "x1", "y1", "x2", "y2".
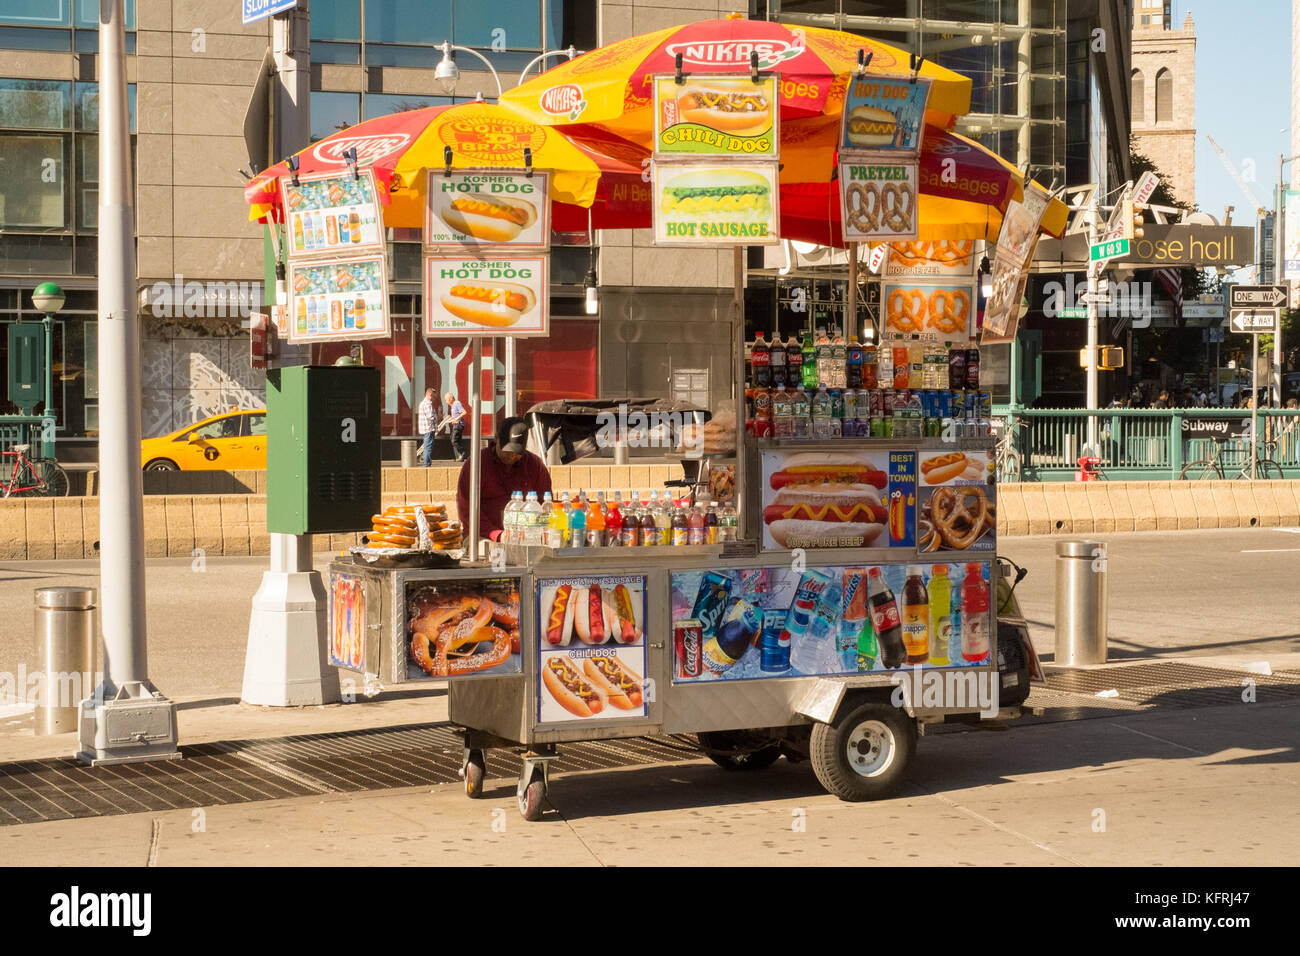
[{"x1": 140, "y1": 409, "x2": 267, "y2": 471}]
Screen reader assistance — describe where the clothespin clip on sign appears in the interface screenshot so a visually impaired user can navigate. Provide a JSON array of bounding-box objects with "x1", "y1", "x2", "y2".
[
  {"x1": 856, "y1": 49, "x2": 873, "y2": 76},
  {"x1": 675, "y1": 52, "x2": 684, "y2": 85},
  {"x1": 523, "y1": 147, "x2": 534, "y2": 178},
  {"x1": 909, "y1": 53, "x2": 925, "y2": 84},
  {"x1": 750, "y1": 51, "x2": 760, "y2": 83},
  {"x1": 343, "y1": 147, "x2": 359, "y2": 182},
  {"x1": 444, "y1": 145, "x2": 454, "y2": 178},
  {"x1": 287, "y1": 154, "x2": 300, "y2": 187}
]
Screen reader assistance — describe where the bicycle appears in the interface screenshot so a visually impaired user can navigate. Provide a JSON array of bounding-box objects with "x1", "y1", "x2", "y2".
[
  {"x1": 1, "y1": 444, "x2": 71, "y2": 498},
  {"x1": 1177, "y1": 436, "x2": 1285, "y2": 481},
  {"x1": 991, "y1": 415, "x2": 1022, "y2": 482}
]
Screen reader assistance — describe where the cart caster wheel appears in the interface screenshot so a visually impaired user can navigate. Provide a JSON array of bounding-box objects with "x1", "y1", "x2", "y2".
[
  {"x1": 698, "y1": 731, "x2": 782, "y2": 772},
  {"x1": 517, "y1": 767, "x2": 546, "y2": 822},
  {"x1": 464, "y1": 750, "x2": 485, "y2": 799},
  {"x1": 810, "y1": 702, "x2": 916, "y2": 802}
]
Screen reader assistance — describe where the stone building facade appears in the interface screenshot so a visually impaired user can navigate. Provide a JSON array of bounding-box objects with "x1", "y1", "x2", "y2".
[{"x1": 1130, "y1": 9, "x2": 1196, "y2": 206}]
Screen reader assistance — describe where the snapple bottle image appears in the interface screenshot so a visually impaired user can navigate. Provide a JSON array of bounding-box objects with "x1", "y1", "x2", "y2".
[
  {"x1": 928, "y1": 565, "x2": 951, "y2": 665},
  {"x1": 900, "y1": 566, "x2": 930, "y2": 665},
  {"x1": 961, "y1": 563, "x2": 990, "y2": 661}
]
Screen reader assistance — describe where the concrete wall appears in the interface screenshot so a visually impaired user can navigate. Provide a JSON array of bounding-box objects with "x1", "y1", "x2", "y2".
[{"x1": 9, "y1": 477, "x2": 1300, "y2": 559}]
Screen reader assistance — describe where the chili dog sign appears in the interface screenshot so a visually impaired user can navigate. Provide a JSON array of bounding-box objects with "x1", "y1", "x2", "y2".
[
  {"x1": 424, "y1": 255, "x2": 549, "y2": 337},
  {"x1": 839, "y1": 157, "x2": 919, "y2": 242},
  {"x1": 653, "y1": 75, "x2": 779, "y2": 158},
  {"x1": 424, "y1": 170, "x2": 551, "y2": 251}
]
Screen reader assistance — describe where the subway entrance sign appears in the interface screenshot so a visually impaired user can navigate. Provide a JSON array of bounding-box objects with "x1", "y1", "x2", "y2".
[{"x1": 1090, "y1": 238, "x2": 1130, "y2": 262}]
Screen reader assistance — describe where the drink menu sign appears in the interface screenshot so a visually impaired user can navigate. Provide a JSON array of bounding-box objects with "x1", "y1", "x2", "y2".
[
  {"x1": 424, "y1": 170, "x2": 551, "y2": 251},
  {"x1": 287, "y1": 254, "x2": 389, "y2": 342},
  {"x1": 281, "y1": 169, "x2": 385, "y2": 258}
]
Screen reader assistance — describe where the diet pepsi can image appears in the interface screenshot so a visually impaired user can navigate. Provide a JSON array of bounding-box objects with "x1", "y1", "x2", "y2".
[{"x1": 760, "y1": 609, "x2": 791, "y2": 673}]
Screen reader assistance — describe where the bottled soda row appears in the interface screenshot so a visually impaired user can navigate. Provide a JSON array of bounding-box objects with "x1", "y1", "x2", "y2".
[
  {"x1": 746, "y1": 328, "x2": 985, "y2": 439},
  {"x1": 503, "y1": 489, "x2": 738, "y2": 549},
  {"x1": 747, "y1": 327, "x2": 979, "y2": 392}
]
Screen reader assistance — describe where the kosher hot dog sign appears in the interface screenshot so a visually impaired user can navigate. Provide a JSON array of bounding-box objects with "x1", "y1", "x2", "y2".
[
  {"x1": 424, "y1": 255, "x2": 549, "y2": 337},
  {"x1": 424, "y1": 170, "x2": 551, "y2": 251}
]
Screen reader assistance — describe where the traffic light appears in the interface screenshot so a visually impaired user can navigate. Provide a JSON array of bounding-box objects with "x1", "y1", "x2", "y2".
[
  {"x1": 1118, "y1": 199, "x2": 1145, "y2": 241},
  {"x1": 1099, "y1": 346, "x2": 1125, "y2": 370}
]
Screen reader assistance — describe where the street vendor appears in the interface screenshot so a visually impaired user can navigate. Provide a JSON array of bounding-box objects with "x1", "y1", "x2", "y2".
[{"x1": 457, "y1": 416, "x2": 552, "y2": 542}]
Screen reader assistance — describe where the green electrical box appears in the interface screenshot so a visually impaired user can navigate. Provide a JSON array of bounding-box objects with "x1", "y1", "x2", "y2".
[
  {"x1": 7, "y1": 323, "x2": 45, "y2": 414},
  {"x1": 266, "y1": 365, "x2": 381, "y2": 534}
]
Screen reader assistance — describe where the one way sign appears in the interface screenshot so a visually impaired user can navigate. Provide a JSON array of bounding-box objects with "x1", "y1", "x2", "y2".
[{"x1": 1229, "y1": 285, "x2": 1287, "y2": 309}]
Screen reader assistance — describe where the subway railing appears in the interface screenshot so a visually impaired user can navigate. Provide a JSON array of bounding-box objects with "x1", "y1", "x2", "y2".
[
  {"x1": 992, "y1": 407, "x2": 1300, "y2": 480},
  {"x1": 0, "y1": 416, "x2": 55, "y2": 459}
]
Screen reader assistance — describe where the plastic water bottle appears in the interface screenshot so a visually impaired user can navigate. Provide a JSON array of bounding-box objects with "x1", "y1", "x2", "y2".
[
  {"x1": 773, "y1": 384, "x2": 793, "y2": 437},
  {"x1": 791, "y1": 387, "x2": 811, "y2": 439},
  {"x1": 831, "y1": 327, "x2": 847, "y2": 388},
  {"x1": 503, "y1": 490, "x2": 523, "y2": 545},
  {"x1": 522, "y1": 491, "x2": 544, "y2": 546},
  {"x1": 812, "y1": 384, "x2": 832, "y2": 439}
]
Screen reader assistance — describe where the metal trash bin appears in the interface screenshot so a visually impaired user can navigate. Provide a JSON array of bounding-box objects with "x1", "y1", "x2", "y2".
[
  {"x1": 1054, "y1": 541, "x2": 1107, "y2": 665},
  {"x1": 400, "y1": 439, "x2": 417, "y2": 468},
  {"x1": 33, "y1": 586, "x2": 97, "y2": 735}
]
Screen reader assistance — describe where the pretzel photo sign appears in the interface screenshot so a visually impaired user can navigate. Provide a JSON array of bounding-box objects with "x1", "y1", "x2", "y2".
[
  {"x1": 885, "y1": 239, "x2": 977, "y2": 278},
  {"x1": 839, "y1": 159, "x2": 919, "y2": 242},
  {"x1": 881, "y1": 278, "x2": 976, "y2": 338}
]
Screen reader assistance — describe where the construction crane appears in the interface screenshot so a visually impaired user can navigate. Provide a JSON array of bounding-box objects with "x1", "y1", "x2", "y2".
[{"x1": 1205, "y1": 135, "x2": 1268, "y2": 213}]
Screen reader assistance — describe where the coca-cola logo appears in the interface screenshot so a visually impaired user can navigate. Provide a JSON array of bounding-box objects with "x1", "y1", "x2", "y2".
[
  {"x1": 312, "y1": 134, "x2": 412, "y2": 166},
  {"x1": 539, "y1": 83, "x2": 585, "y2": 118},
  {"x1": 664, "y1": 39, "x2": 804, "y2": 70}
]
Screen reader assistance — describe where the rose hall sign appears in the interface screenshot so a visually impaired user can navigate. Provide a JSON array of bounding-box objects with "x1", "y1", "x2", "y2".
[{"x1": 1034, "y1": 224, "x2": 1255, "y2": 269}]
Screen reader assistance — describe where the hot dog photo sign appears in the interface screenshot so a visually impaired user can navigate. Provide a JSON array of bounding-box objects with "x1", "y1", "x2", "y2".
[
  {"x1": 424, "y1": 255, "x2": 549, "y2": 337},
  {"x1": 653, "y1": 75, "x2": 779, "y2": 158},
  {"x1": 537, "y1": 575, "x2": 648, "y2": 723},
  {"x1": 424, "y1": 170, "x2": 551, "y2": 251}
]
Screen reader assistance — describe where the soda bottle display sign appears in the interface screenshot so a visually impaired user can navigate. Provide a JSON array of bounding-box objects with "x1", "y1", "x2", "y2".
[
  {"x1": 280, "y1": 169, "x2": 385, "y2": 259},
  {"x1": 670, "y1": 563, "x2": 992, "y2": 682},
  {"x1": 286, "y1": 254, "x2": 389, "y2": 342}
]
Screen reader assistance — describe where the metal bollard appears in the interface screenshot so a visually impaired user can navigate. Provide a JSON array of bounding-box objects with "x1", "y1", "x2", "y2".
[
  {"x1": 401, "y1": 439, "x2": 417, "y2": 468},
  {"x1": 33, "y1": 587, "x2": 97, "y2": 735},
  {"x1": 1054, "y1": 541, "x2": 1107, "y2": 665}
]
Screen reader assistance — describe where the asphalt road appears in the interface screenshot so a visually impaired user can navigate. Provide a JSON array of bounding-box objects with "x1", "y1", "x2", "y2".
[{"x1": 0, "y1": 527, "x2": 1297, "y2": 703}]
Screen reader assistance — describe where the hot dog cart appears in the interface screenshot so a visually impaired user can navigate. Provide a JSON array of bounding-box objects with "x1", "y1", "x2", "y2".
[{"x1": 328, "y1": 428, "x2": 1033, "y2": 822}]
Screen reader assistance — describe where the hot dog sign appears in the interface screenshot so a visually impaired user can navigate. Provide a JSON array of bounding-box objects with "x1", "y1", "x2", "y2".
[
  {"x1": 653, "y1": 75, "x2": 779, "y2": 158},
  {"x1": 424, "y1": 170, "x2": 551, "y2": 251},
  {"x1": 424, "y1": 255, "x2": 549, "y2": 337}
]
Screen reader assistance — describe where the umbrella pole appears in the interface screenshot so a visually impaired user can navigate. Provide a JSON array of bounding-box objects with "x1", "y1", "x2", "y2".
[
  {"x1": 846, "y1": 242, "x2": 858, "y2": 339},
  {"x1": 733, "y1": 244, "x2": 746, "y2": 540},
  {"x1": 469, "y1": 336, "x2": 483, "y2": 561},
  {"x1": 504, "y1": 336, "x2": 516, "y2": 417}
]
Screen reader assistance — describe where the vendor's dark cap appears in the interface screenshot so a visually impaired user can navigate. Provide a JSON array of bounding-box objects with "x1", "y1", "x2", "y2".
[{"x1": 498, "y1": 417, "x2": 529, "y2": 454}]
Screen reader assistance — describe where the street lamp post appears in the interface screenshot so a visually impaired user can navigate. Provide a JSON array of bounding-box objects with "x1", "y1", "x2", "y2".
[
  {"x1": 1275, "y1": 153, "x2": 1299, "y2": 405},
  {"x1": 30, "y1": 281, "x2": 64, "y2": 458}
]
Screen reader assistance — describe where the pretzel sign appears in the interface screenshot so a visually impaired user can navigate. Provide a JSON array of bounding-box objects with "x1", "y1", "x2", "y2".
[
  {"x1": 839, "y1": 161, "x2": 919, "y2": 240},
  {"x1": 886, "y1": 288, "x2": 928, "y2": 333},
  {"x1": 927, "y1": 288, "x2": 969, "y2": 334},
  {"x1": 879, "y1": 182, "x2": 914, "y2": 233},
  {"x1": 845, "y1": 182, "x2": 881, "y2": 233}
]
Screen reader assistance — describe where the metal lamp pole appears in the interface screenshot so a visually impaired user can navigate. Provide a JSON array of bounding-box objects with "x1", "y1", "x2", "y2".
[
  {"x1": 1275, "y1": 153, "x2": 1299, "y2": 406},
  {"x1": 30, "y1": 281, "x2": 64, "y2": 457}
]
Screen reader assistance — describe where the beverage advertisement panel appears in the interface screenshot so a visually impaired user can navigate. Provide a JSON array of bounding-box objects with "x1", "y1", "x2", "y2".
[
  {"x1": 670, "y1": 561, "x2": 992, "y2": 683},
  {"x1": 424, "y1": 255, "x2": 549, "y2": 337},
  {"x1": 653, "y1": 161, "x2": 780, "y2": 245},
  {"x1": 405, "y1": 578, "x2": 522, "y2": 680},
  {"x1": 839, "y1": 157, "x2": 919, "y2": 242},
  {"x1": 287, "y1": 254, "x2": 389, "y2": 342},
  {"x1": 759, "y1": 449, "x2": 918, "y2": 551},
  {"x1": 329, "y1": 571, "x2": 365, "y2": 671},
  {"x1": 840, "y1": 75, "x2": 931, "y2": 154},
  {"x1": 537, "y1": 576, "x2": 647, "y2": 723},
  {"x1": 281, "y1": 169, "x2": 385, "y2": 258},
  {"x1": 424, "y1": 170, "x2": 551, "y2": 251},
  {"x1": 653, "y1": 75, "x2": 779, "y2": 158}
]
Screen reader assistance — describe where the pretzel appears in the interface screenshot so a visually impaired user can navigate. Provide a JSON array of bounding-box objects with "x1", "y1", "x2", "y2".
[
  {"x1": 931, "y1": 240, "x2": 973, "y2": 264},
  {"x1": 846, "y1": 181, "x2": 915, "y2": 236},
  {"x1": 930, "y1": 487, "x2": 992, "y2": 550},
  {"x1": 891, "y1": 241, "x2": 932, "y2": 264},
  {"x1": 928, "y1": 288, "x2": 970, "y2": 334},
  {"x1": 887, "y1": 288, "x2": 927, "y2": 333}
]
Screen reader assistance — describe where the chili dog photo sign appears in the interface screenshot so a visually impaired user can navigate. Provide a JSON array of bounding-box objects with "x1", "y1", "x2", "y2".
[
  {"x1": 759, "y1": 450, "x2": 918, "y2": 552},
  {"x1": 281, "y1": 169, "x2": 385, "y2": 259},
  {"x1": 424, "y1": 255, "x2": 549, "y2": 337},
  {"x1": 287, "y1": 254, "x2": 390, "y2": 342},
  {"x1": 405, "y1": 578, "x2": 523, "y2": 681},
  {"x1": 537, "y1": 576, "x2": 647, "y2": 723},
  {"x1": 840, "y1": 75, "x2": 931, "y2": 155},
  {"x1": 652, "y1": 161, "x2": 780, "y2": 245},
  {"x1": 881, "y1": 278, "x2": 976, "y2": 338},
  {"x1": 424, "y1": 170, "x2": 551, "y2": 252},
  {"x1": 653, "y1": 75, "x2": 779, "y2": 158},
  {"x1": 839, "y1": 158, "x2": 919, "y2": 242}
]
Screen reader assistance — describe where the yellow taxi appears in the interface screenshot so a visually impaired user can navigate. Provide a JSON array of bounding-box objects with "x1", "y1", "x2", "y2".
[{"x1": 140, "y1": 409, "x2": 267, "y2": 471}]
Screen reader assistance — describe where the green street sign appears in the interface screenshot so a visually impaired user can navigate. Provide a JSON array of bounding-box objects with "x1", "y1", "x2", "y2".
[
  {"x1": 1090, "y1": 238, "x2": 1130, "y2": 262},
  {"x1": 1059, "y1": 306, "x2": 1087, "y2": 318}
]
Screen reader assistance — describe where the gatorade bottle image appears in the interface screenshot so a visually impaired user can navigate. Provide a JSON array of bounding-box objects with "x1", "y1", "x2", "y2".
[
  {"x1": 961, "y1": 563, "x2": 990, "y2": 661},
  {"x1": 928, "y1": 565, "x2": 952, "y2": 666},
  {"x1": 900, "y1": 566, "x2": 930, "y2": 664}
]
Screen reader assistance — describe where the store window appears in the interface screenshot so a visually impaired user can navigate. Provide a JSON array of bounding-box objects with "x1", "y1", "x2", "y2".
[
  {"x1": 1155, "y1": 67, "x2": 1172, "y2": 124},
  {"x1": 1131, "y1": 70, "x2": 1144, "y2": 124},
  {"x1": 0, "y1": 0, "x2": 135, "y2": 51},
  {"x1": 310, "y1": 91, "x2": 360, "y2": 142}
]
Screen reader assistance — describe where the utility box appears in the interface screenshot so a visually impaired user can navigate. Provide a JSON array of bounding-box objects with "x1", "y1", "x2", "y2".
[
  {"x1": 266, "y1": 365, "x2": 380, "y2": 534},
  {"x1": 7, "y1": 323, "x2": 44, "y2": 414}
]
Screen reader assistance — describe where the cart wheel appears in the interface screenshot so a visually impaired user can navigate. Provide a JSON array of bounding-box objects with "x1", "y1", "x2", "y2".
[
  {"x1": 464, "y1": 749, "x2": 486, "y2": 799},
  {"x1": 517, "y1": 767, "x2": 546, "y2": 822},
  {"x1": 697, "y1": 731, "x2": 782, "y2": 772},
  {"x1": 809, "y1": 702, "x2": 916, "y2": 802}
]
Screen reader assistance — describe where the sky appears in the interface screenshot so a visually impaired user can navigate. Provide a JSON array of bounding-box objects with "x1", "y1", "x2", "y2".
[{"x1": 1187, "y1": 0, "x2": 1293, "y2": 232}]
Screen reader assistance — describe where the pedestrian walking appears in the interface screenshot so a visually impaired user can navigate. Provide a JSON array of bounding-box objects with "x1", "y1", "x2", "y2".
[
  {"x1": 443, "y1": 392, "x2": 468, "y2": 461},
  {"x1": 418, "y1": 388, "x2": 438, "y2": 467}
]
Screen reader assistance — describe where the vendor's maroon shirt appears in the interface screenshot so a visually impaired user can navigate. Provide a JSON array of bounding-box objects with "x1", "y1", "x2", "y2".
[{"x1": 457, "y1": 444, "x2": 552, "y2": 542}]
